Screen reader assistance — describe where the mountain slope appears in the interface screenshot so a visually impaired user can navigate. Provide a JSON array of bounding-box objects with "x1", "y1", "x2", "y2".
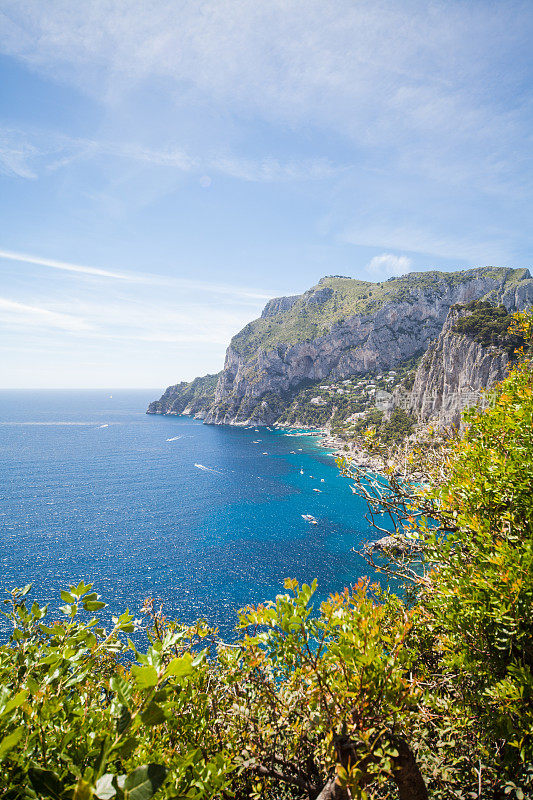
[{"x1": 148, "y1": 267, "x2": 533, "y2": 425}]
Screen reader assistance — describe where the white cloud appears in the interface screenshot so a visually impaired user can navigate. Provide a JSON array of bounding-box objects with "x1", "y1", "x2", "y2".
[
  {"x1": 1, "y1": 2, "x2": 529, "y2": 165},
  {"x1": 1, "y1": 2, "x2": 530, "y2": 265},
  {"x1": 0, "y1": 128, "x2": 41, "y2": 178},
  {"x1": 0, "y1": 247, "x2": 151, "y2": 282},
  {"x1": 0, "y1": 297, "x2": 91, "y2": 331},
  {"x1": 0, "y1": 126, "x2": 339, "y2": 186},
  {"x1": 0, "y1": 248, "x2": 277, "y2": 300},
  {"x1": 366, "y1": 253, "x2": 412, "y2": 278}
]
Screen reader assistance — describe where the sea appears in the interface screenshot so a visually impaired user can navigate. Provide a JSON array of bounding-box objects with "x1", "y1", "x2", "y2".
[{"x1": 0, "y1": 390, "x2": 380, "y2": 639}]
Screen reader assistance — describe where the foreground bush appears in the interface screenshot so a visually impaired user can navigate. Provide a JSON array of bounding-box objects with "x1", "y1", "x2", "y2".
[{"x1": 1, "y1": 315, "x2": 532, "y2": 800}]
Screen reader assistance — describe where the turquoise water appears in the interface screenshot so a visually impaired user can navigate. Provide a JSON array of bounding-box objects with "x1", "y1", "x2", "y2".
[{"x1": 0, "y1": 390, "x2": 376, "y2": 637}]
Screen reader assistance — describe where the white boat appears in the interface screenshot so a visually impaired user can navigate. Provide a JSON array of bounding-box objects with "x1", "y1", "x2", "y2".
[
  {"x1": 300, "y1": 469, "x2": 304, "y2": 474},
  {"x1": 301, "y1": 514, "x2": 318, "y2": 524},
  {"x1": 313, "y1": 488, "x2": 322, "y2": 493}
]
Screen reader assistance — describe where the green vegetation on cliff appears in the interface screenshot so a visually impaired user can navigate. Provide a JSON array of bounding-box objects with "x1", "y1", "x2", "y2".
[
  {"x1": 147, "y1": 373, "x2": 220, "y2": 416},
  {"x1": 452, "y1": 299, "x2": 527, "y2": 355}
]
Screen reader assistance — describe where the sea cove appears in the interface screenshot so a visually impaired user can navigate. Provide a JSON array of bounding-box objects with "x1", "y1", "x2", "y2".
[{"x1": 0, "y1": 390, "x2": 373, "y2": 637}]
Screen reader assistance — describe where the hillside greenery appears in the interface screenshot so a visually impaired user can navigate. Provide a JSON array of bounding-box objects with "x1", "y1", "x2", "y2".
[
  {"x1": 452, "y1": 300, "x2": 527, "y2": 355},
  {"x1": 149, "y1": 373, "x2": 220, "y2": 416},
  {"x1": 1, "y1": 313, "x2": 532, "y2": 799},
  {"x1": 231, "y1": 268, "x2": 529, "y2": 357},
  {"x1": 275, "y1": 357, "x2": 420, "y2": 432}
]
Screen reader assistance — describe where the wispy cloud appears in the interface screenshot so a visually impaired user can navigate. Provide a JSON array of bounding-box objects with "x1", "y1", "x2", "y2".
[
  {"x1": 1, "y1": 1, "x2": 530, "y2": 267},
  {"x1": 0, "y1": 126, "x2": 339, "y2": 185},
  {"x1": 0, "y1": 248, "x2": 150, "y2": 282},
  {"x1": 2, "y1": 2, "x2": 530, "y2": 175},
  {"x1": 0, "y1": 248, "x2": 277, "y2": 300},
  {"x1": 0, "y1": 297, "x2": 91, "y2": 331},
  {"x1": 343, "y1": 224, "x2": 511, "y2": 265},
  {"x1": 366, "y1": 253, "x2": 412, "y2": 278}
]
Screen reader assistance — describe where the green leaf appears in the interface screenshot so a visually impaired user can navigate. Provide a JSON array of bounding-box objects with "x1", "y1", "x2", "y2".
[
  {"x1": 95, "y1": 774, "x2": 117, "y2": 800},
  {"x1": 164, "y1": 653, "x2": 193, "y2": 679},
  {"x1": 123, "y1": 765, "x2": 167, "y2": 800},
  {"x1": 28, "y1": 767, "x2": 64, "y2": 799},
  {"x1": 60, "y1": 589, "x2": 76, "y2": 604},
  {"x1": 72, "y1": 580, "x2": 93, "y2": 597},
  {"x1": 84, "y1": 600, "x2": 107, "y2": 612},
  {"x1": 110, "y1": 675, "x2": 133, "y2": 704},
  {"x1": 1, "y1": 689, "x2": 28, "y2": 717},
  {"x1": 116, "y1": 705, "x2": 132, "y2": 735},
  {"x1": 0, "y1": 727, "x2": 24, "y2": 760},
  {"x1": 118, "y1": 737, "x2": 138, "y2": 759},
  {"x1": 131, "y1": 665, "x2": 158, "y2": 689},
  {"x1": 140, "y1": 701, "x2": 166, "y2": 726}
]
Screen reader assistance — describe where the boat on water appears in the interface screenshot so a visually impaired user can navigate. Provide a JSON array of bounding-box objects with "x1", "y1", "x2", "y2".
[
  {"x1": 313, "y1": 488, "x2": 322, "y2": 493},
  {"x1": 301, "y1": 514, "x2": 318, "y2": 525}
]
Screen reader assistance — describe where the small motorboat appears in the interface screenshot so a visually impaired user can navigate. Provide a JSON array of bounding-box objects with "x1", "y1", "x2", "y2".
[{"x1": 301, "y1": 514, "x2": 318, "y2": 525}]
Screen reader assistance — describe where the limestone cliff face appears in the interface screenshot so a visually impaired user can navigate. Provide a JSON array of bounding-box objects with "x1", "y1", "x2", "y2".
[
  {"x1": 399, "y1": 310, "x2": 510, "y2": 430},
  {"x1": 261, "y1": 295, "x2": 299, "y2": 318},
  {"x1": 148, "y1": 267, "x2": 533, "y2": 425},
  {"x1": 203, "y1": 269, "x2": 532, "y2": 425}
]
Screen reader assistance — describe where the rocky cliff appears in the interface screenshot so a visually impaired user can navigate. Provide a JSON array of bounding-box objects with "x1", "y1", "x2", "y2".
[
  {"x1": 395, "y1": 308, "x2": 510, "y2": 430},
  {"x1": 148, "y1": 267, "x2": 533, "y2": 426},
  {"x1": 147, "y1": 373, "x2": 220, "y2": 417}
]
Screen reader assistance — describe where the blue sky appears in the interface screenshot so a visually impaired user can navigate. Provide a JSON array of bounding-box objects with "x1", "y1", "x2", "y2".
[{"x1": 0, "y1": 0, "x2": 532, "y2": 388}]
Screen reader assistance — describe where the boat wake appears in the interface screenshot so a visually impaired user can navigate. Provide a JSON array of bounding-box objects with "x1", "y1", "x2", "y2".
[
  {"x1": 166, "y1": 435, "x2": 182, "y2": 442},
  {"x1": 194, "y1": 463, "x2": 222, "y2": 474}
]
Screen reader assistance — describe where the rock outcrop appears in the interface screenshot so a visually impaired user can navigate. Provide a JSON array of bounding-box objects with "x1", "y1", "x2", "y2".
[
  {"x1": 398, "y1": 308, "x2": 511, "y2": 430},
  {"x1": 147, "y1": 373, "x2": 220, "y2": 417},
  {"x1": 148, "y1": 267, "x2": 533, "y2": 425},
  {"x1": 261, "y1": 295, "x2": 299, "y2": 318}
]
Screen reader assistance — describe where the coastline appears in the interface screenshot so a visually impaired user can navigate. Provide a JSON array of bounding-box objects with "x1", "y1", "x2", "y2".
[{"x1": 273, "y1": 421, "x2": 388, "y2": 474}]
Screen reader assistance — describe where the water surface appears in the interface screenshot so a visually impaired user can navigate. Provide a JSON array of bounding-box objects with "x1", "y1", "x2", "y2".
[{"x1": 0, "y1": 390, "x2": 376, "y2": 637}]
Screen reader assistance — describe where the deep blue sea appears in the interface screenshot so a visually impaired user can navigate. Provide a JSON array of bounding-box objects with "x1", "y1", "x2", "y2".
[{"x1": 0, "y1": 390, "x2": 378, "y2": 638}]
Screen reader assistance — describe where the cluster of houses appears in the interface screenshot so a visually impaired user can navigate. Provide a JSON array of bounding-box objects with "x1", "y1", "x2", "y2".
[{"x1": 308, "y1": 370, "x2": 399, "y2": 408}]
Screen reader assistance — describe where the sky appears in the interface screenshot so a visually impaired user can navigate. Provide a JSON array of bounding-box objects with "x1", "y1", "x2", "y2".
[{"x1": 0, "y1": 0, "x2": 532, "y2": 388}]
